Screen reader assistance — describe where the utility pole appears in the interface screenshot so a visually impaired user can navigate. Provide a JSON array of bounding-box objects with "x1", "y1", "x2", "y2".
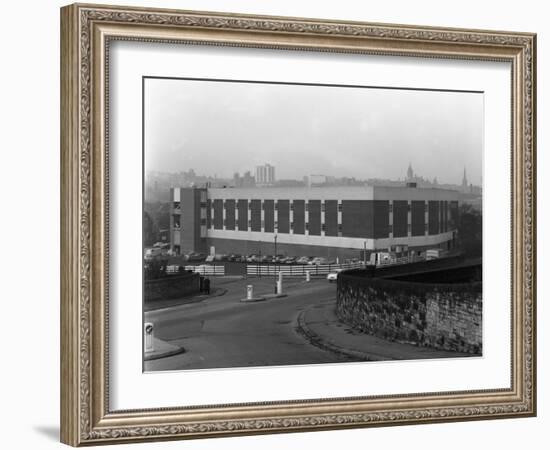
[{"x1": 363, "y1": 241, "x2": 367, "y2": 266}]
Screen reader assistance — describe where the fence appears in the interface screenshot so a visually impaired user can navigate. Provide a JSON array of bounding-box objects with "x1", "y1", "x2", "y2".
[
  {"x1": 166, "y1": 264, "x2": 226, "y2": 276},
  {"x1": 246, "y1": 262, "x2": 364, "y2": 277}
]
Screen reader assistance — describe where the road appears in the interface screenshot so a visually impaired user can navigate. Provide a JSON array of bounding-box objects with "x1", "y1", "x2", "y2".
[{"x1": 144, "y1": 277, "x2": 353, "y2": 371}]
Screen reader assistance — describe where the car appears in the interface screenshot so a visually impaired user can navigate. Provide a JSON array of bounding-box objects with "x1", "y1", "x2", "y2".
[
  {"x1": 296, "y1": 256, "x2": 310, "y2": 265},
  {"x1": 327, "y1": 269, "x2": 343, "y2": 282},
  {"x1": 283, "y1": 256, "x2": 296, "y2": 264},
  {"x1": 144, "y1": 247, "x2": 162, "y2": 260},
  {"x1": 310, "y1": 257, "x2": 328, "y2": 265},
  {"x1": 186, "y1": 252, "x2": 206, "y2": 262}
]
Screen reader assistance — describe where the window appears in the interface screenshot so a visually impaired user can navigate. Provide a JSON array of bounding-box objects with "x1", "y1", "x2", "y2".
[
  {"x1": 173, "y1": 214, "x2": 180, "y2": 228},
  {"x1": 389, "y1": 204, "x2": 393, "y2": 213},
  {"x1": 321, "y1": 203, "x2": 325, "y2": 212},
  {"x1": 322, "y1": 223, "x2": 326, "y2": 232},
  {"x1": 290, "y1": 222, "x2": 294, "y2": 229},
  {"x1": 290, "y1": 203, "x2": 294, "y2": 211},
  {"x1": 305, "y1": 223, "x2": 309, "y2": 231},
  {"x1": 337, "y1": 203, "x2": 342, "y2": 212},
  {"x1": 338, "y1": 224, "x2": 343, "y2": 232},
  {"x1": 173, "y1": 201, "x2": 180, "y2": 210},
  {"x1": 305, "y1": 203, "x2": 308, "y2": 212}
]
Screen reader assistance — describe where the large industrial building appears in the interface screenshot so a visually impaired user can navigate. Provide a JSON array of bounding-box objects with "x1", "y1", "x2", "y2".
[{"x1": 169, "y1": 185, "x2": 459, "y2": 260}]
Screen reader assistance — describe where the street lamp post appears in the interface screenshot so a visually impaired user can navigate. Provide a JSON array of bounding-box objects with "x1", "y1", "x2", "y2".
[
  {"x1": 363, "y1": 241, "x2": 367, "y2": 266},
  {"x1": 274, "y1": 234, "x2": 278, "y2": 293}
]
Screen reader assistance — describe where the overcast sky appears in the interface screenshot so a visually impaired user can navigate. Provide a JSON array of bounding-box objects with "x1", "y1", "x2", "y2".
[{"x1": 144, "y1": 78, "x2": 483, "y2": 185}]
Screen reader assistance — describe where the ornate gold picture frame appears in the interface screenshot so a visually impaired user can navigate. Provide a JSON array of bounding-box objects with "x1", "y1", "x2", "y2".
[{"x1": 60, "y1": 3, "x2": 536, "y2": 446}]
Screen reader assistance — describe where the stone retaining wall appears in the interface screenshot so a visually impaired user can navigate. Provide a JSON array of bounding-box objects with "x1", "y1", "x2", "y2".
[
  {"x1": 144, "y1": 272, "x2": 200, "y2": 302},
  {"x1": 336, "y1": 270, "x2": 482, "y2": 354}
]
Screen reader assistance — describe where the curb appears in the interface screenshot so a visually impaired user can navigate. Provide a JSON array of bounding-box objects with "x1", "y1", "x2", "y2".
[
  {"x1": 144, "y1": 343, "x2": 186, "y2": 361},
  {"x1": 240, "y1": 296, "x2": 266, "y2": 303},
  {"x1": 240, "y1": 293, "x2": 288, "y2": 303},
  {"x1": 295, "y1": 309, "x2": 388, "y2": 362}
]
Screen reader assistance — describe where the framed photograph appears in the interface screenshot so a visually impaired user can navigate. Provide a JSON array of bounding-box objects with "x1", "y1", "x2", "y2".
[{"x1": 60, "y1": 3, "x2": 536, "y2": 446}]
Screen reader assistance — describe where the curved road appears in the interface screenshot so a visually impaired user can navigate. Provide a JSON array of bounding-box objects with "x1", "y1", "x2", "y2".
[{"x1": 144, "y1": 278, "x2": 353, "y2": 371}]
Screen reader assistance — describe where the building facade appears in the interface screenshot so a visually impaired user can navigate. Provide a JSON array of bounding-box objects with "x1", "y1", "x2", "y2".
[
  {"x1": 255, "y1": 164, "x2": 275, "y2": 185},
  {"x1": 169, "y1": 185, "x2": 459, "y2": 259}
]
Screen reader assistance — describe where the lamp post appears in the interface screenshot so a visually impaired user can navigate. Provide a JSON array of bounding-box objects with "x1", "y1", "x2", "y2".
[
  {"x1": 274, "y1": 234, "x2": 278, "y2": 292},
  {"x1": 363, "y1": 241, "x2": 367, "y2": 266},
  {"x1": 258, "y1": 240, "x2": 262, "y2": 278}
]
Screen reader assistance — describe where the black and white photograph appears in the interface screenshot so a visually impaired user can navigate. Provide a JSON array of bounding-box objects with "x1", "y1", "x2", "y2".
[{"x1": 142, "y1": 77, "x2": 483, "y2": 371}]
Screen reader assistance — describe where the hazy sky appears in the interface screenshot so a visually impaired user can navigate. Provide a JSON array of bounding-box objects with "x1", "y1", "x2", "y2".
[{"x1": 144, "y1": 78, "x2": 483, "y2": 185}]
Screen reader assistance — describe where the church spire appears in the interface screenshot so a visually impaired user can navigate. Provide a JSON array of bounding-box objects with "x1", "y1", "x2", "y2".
[
  {"x1": 462, "y1": 167, "x2": 468, "y2": 190},
  {"x1": 407, "y1": 163, "x2": 414, "y2": 181}
]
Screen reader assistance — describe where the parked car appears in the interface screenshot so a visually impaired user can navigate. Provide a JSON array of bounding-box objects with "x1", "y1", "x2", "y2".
[
  {"x1": 185, "y1": 252, "x2": 206, "y2": 262},
  {"x1": 213, "y1": 253, "x2": 228, "y2": 261},
  {"x1": 296, "y1": 256, "x2": 311, "y2": 265},
  {"x1": 283, "y1": 256, "x2": 296, "y2": 264},
  {"x1": 310, "y1": 257, "x2": 328, "y2": 265},
  {"x1": 144, "y1": 247, "x2": 162, "y2": 261},
  {"x1": 327, "y1": 269, "x2": 343, "y2": 282},
  {"x1": 272, "y1": 255, "x2": 285, "y2": 263},
  {"x1": 246, "y1": 254, "x2": 259, "y2": 263}
]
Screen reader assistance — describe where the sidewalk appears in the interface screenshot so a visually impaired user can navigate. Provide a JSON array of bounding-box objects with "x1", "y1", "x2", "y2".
[
  {"x1": 144, "y1": 337, "x2": 185, "y2": 361},
  {"x1": 296, "y1": 301, "x2": 473, "y2": 361}
]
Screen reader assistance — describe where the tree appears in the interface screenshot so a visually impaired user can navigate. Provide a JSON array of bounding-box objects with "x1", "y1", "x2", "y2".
[
  {"x1": 143, "y1": 211, "x2": 158, "y2": 247},
  {"x1": 457, "y1": 203, "x2": 482, "y2": 257}
]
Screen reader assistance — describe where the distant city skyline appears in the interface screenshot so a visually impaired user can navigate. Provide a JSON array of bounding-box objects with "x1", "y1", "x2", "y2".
[
  {"x1": 145, "y1": 162, "x2": 481, "y2": 188},
  {"x1": 144, "y1": 78, "x2": 484, "y2": 185}
]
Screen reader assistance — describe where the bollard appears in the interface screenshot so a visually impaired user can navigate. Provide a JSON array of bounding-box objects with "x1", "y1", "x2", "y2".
[
  {"x1": 144, "y1": 322, "x2": 154, "y2": 353},
  {"x1": 277, "y1": 272, "x2": 283, "y2": 295},
  {"x1": 306, "y1": 270, "x2": 311, "y2": 282},
  {"x1": 247, "y1": 285, "x2": 254, "y2": 300}
]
